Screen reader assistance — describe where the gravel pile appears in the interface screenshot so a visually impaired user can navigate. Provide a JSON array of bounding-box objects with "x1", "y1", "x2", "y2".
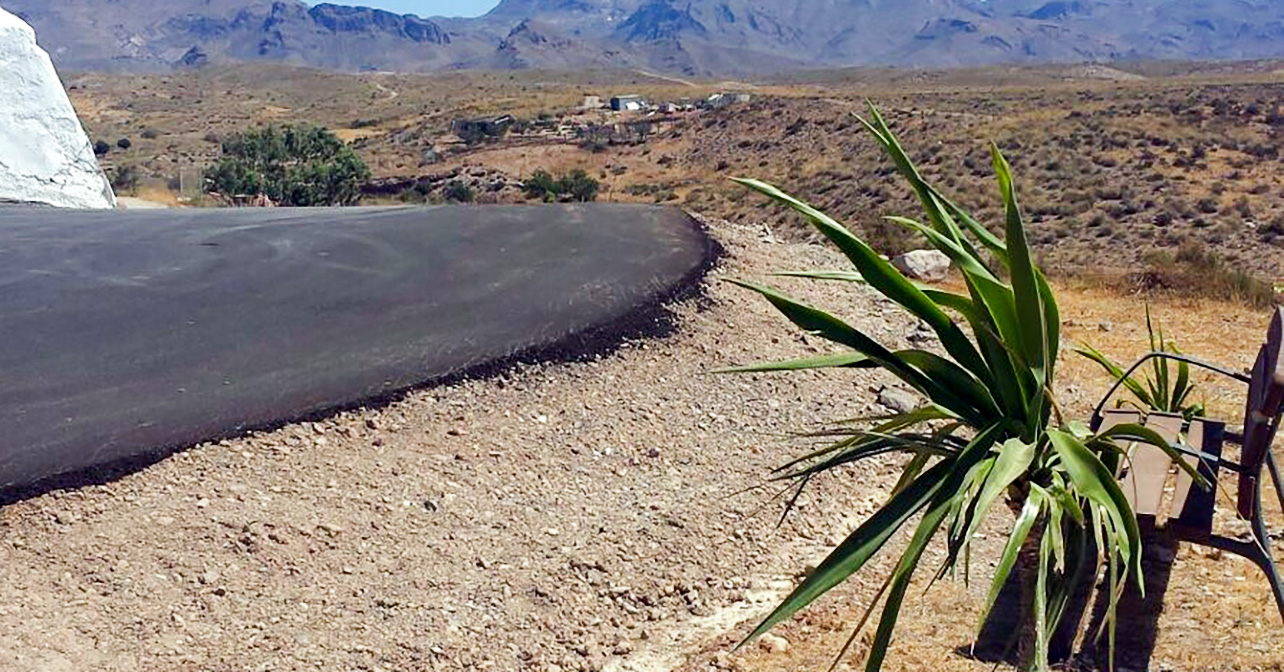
[{"x1": 0, "y1": 216, "x2": 921, "y2": 671}]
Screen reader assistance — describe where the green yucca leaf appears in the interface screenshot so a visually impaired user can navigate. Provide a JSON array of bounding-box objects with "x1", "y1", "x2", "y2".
[
  {"x1": 731, "y1": 178, "x2": 992, "y2": 383},
  {"x1": 1048, "y1": 430, "x2": 1143, "y2": 593},
  {"x1": 960, "y1": 438, "x2": 1035, "y2": 549},
  {"x1": 1076, "y1": 308, "x2": 1201, "y2": 419},
  {"x1": 772, "y1": 270, "x2": 867, "y2": 282},
  {"x1": 725, "y1": 279, "x2": 991, "y2": 425},
  {"x1": 1074, "y1": 343, "x2": 1152, "y2": 403},
  {"x1": 862, "y1": 424, "x2": 1001, "y2": 671},
  {"x1": 883, "y1": 216, "x2": 1000, "y2": 282},
  {"x1": 866, "y1": 501, "x2": 946, "y2": 672},
  {"x1": 979, "y1": 487, "x2": 1044, "y2": 635},
  {"x1": 991, "y1": 144, "x2": 1051, "y2": 386},
  {"x1": 713, "y1": 352, "x2": 873, "y2": 374},
  {"x1": 738, "y1": 454, "x2": 957, "y2": 646},
  {"x1": 724, "y1": 103, "x2": 1151, "y2": 671}
]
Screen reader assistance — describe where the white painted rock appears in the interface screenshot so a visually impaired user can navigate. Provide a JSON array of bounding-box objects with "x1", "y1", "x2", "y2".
[
  {"x1": 0, "y1": 7, "x2": 115, "y2": 209},
  {"x1": 892, "y1": 249, "x2": 951, "y2": 282}
]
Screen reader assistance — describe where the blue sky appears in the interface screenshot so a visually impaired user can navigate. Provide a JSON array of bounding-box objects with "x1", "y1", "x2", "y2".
[{"x1": 310, "y1": 1, "x2": 500, "y2": 17}]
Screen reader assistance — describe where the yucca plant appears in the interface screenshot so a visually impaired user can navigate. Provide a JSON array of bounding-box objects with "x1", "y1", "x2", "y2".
[
  {"x1": 721, "y1": 103, "x2": 1207, "y2": 671},
  {"x1": 1076, "y1": 308, "x2": 1205, "y2": 420}
]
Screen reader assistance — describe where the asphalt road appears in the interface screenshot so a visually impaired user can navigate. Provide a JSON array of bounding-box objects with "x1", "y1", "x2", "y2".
[{"x1": 0, "y1": 204, "x2": 714, "y2": 496}]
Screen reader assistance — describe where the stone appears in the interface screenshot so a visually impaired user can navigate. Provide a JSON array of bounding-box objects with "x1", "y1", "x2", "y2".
[
  {"x1": 0, "y1": 7, "x2": 115, "y2": 209},
  {"x1": 758, "y1": 633, "x2": 790, "y2": 654},
  {"x1": 892, "y1": 250, "x2": 951, "y2": 282},
  {"x1": 878, "y1": 386, "x2": 919, "y2": 414}
]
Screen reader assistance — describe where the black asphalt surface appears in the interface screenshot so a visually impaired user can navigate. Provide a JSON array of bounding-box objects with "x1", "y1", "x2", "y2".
[{"x1": 0, "y1": 204, "x2": 714, "y2": 495}]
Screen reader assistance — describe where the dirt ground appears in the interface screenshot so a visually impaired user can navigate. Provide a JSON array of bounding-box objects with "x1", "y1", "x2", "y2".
[{"x1": 0, "y1": 217, "x2": 1280, "y2": 672}]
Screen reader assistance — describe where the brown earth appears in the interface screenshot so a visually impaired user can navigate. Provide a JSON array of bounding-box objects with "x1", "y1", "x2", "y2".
[{"x1": 0, "y1": 215, "x2": 1280, "y2": 672}]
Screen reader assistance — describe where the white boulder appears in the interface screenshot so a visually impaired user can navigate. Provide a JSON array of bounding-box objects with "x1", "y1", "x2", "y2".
[
  {"x1": 0, "y1": 6, "x2": 115, "y2": 209},
  {"x1": 892, "y1": 249, "x2": 951, "y2": 282}
]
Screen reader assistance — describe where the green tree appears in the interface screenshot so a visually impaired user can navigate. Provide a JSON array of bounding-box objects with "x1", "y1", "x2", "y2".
[{"x1": 204, "y1": 124, "x2": 371, "y2": 206}]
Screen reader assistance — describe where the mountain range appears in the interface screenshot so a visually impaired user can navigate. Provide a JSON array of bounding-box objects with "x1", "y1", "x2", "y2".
[{"x1": 6, "y1": 0, "x2": 1284, "y2": 75}]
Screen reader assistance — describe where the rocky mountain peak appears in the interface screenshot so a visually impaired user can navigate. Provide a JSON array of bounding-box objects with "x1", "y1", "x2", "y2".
[{"x1": 6, "y1": 0, "x2": 1284, "y2": 75}]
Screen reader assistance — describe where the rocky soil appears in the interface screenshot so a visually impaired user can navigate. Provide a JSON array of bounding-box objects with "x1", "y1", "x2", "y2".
[{"x1": 0, "y1": 217, "x2": 921, "y2": 671}]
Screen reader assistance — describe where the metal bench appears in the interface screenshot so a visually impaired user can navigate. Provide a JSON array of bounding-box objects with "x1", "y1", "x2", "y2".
[{"x1": 1089, "y1": 307, "x2": 1284, "y2": 621}]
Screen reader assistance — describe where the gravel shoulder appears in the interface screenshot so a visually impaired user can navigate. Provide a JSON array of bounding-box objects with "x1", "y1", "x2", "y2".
[{"x1": 0, "y1": 217, "x2": 918, "y2": 672}]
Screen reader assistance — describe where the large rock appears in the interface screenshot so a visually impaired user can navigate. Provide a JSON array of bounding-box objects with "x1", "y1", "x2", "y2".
[
  {"x1": 892, "y1": 249, "x2": 951, "y2": 282},
  {"x1": 0, "y1": 7, "x2": 115, "y2": 209}
]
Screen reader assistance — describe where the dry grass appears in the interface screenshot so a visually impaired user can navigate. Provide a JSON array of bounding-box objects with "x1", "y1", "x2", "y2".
[{"x1": 679, "y1": 281, "x2": 1284, "y2": 672}]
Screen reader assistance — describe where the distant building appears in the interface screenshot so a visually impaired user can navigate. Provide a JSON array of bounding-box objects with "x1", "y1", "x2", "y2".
[
  {"x1": 581, "y1": 95, "x2": 603, "y2": 110},
  {"x1": 704, "y1": 92, "x2": 752, "y2": 109},
  {"x1": 610, "y1": 95, "x2": 648, "y2": 112}
]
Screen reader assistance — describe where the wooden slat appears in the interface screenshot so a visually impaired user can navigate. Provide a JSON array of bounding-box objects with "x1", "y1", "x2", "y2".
[
  {"x1": 1098, "y1": 409, "x2": 1143, "y2": 433},
  {"x1": 1123, "y1": 413, "x2": 1182, "y2": 521},
  {"x1": 1169, "y1": 419, "x2": 1224, "y2": 542},
  {"x1": 1239, "y1": 307, "x2": 1284, "y2": 519},
  {"x1": 1100, "y1": 409, "x2": 1146, "y2": 511}
]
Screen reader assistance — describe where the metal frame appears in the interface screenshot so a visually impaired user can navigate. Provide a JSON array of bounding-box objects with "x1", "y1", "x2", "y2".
[{"x1": 1092, "y1": 350, "x2": 1284, "y2": 621}]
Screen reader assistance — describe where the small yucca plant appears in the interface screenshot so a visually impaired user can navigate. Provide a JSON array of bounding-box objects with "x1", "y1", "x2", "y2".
[
  {"x1": 722, "y1": 103, "x2": 1207, "y2": 671},
  {"x1": 1076, "y1": 308, "x2": 1205, "y2": 420}
]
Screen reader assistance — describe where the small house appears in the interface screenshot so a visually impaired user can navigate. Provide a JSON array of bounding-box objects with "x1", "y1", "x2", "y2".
[{"x1": 610, "y1": 95, "x2": 648, "y2": 112}]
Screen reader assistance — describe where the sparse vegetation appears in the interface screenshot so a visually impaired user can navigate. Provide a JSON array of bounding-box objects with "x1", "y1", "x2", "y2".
[{"x1": 204, "y1": 124, "x2": 371, "y2": 206}]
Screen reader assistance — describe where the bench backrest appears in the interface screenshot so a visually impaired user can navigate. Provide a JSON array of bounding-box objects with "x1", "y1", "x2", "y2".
[{"x1": 1238, "y1": 307, "x2": 1284, "y2": 519}]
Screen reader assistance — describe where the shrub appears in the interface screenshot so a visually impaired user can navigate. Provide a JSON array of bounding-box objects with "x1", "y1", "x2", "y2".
[
  {"x1": 109, "y1": 164, "x2": 141, "y2": 193},
  {"x1": 204, "y1": 124, "x2": 371, "y2": 206},
  {"x1": 522, "y1": 169, "x2": 561, "y2": 202},
  {"x1": 442, "y1": 180, "x2": 475, "y2": 203},
  {"x1": 1136, "y1": 243, "x2": 1277, "y2": 308},
  {"x1": 140, "y1": 128, "x2": 159, "y2": 140},
  {"x1": 93, "y1": 140, "x2": 110, "y2": 156},
  {"x1": 117, "y1": 137, "x2": 132, "y2": 150},
  {"x1": 521, "y1": 169, "x2": 599, "y2": 203},
  {"x1": 722, "y1": 103, "x2": 1195, "y2": 671},
  {"x1": 559, "y1": 169, "x2": 600, "y2": 202}
]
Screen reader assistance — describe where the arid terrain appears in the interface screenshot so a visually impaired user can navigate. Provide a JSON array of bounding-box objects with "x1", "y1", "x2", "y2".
[
  {"x1": 0, "y1": 215, "x2": 1280, "y2": 671},
  {"x1": 3, "y1": 60, "x2": 1280, "y2": 671}
]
